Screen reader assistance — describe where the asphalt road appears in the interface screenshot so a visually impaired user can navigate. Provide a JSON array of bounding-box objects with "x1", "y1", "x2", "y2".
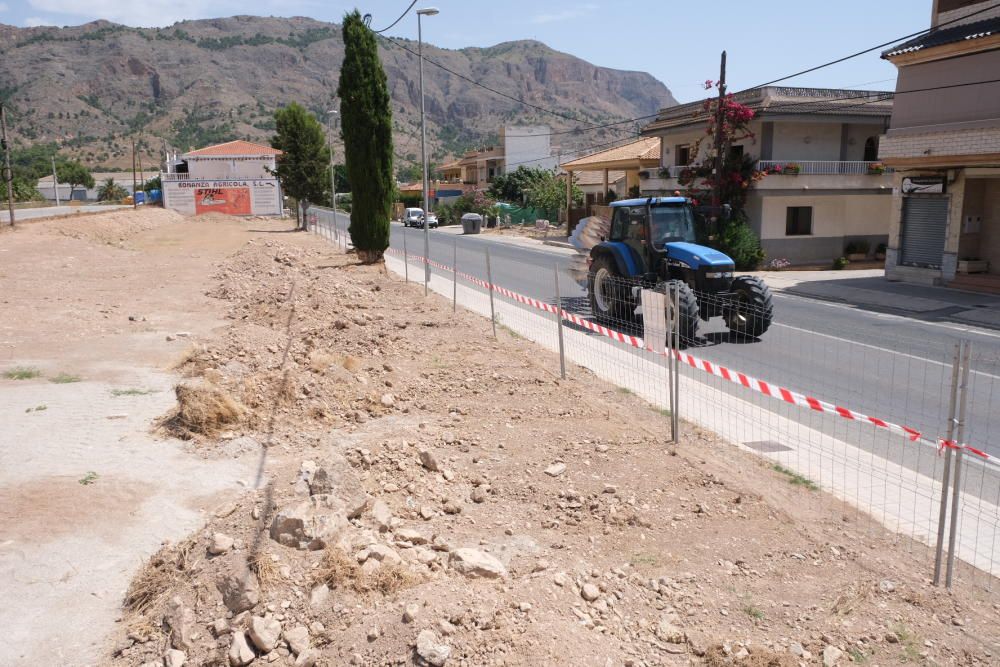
[
  {"x1": 386, "y1": 222, "x2": 1000, "y2": 464},
  {"x1": 1, "y1": 204, "x2": 131, "y2": 223}
]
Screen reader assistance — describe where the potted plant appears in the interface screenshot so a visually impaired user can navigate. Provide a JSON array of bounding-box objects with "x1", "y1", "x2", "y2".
[
  {"x1": 782, "y1": 163, "x2": 801, "y2": 175},
  {"x1": 843, "y1": 240, "x2": 870, "y2": 261},
  {"x1": 833, "y1": 256, "x2": 850, "y2": 270},
  {"x1": 867, "y1": 162, "x2": 886, "y2": 175},
  {"x1": 957, "y1": 257, "x2": 990, "y2": 274},
  {"x1": 875, "y1": 242, "x2": 887, "y2": 260}
]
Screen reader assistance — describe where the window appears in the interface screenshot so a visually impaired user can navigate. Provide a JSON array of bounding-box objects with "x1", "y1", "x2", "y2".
[
  {"x1": 610, "y1": 207, "x2": 630, "y2": 241},
  {"x1": 626, "y1": 207, "x2": 648, "y2": 242},
  {"x1": 786, "y1": 207, "x2": 813, "y2": 236},
  {"x1": 675, "y1": 144, "x2": 691, "y2": 166},
  {"x1": 864, "y1": 137, "x2": 879, "y2": 162}
]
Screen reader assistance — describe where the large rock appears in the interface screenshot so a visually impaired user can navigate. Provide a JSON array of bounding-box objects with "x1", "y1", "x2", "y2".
[
  {"x1": 228, "y1": 632, "x2": 255, "y2": 666},
  {"x1": 284, "y1": 625, "x2": 310, "y2": 656},
  {"x1": 294, "y1": 650, "x2": 317, "y2": 667},
  {"x1": 449, "y1": 548, "x2": 507, "y2": 579},
  {"x1": 372, "y1": 499, "x2": 393, "y2": 532},
  {"x1": 217, "y1": 565, "x2": 260, "y2": 613},
  {"x1": 248, "y1": 615, "x2": 282, "y2": 652},
  {"x1": 209, "y1": 533, "x2": 235, "y2": 555},
  {"x1": 823, "y1": 646, "x2": 843, "y2": 667},
  {"x1": 164, "y1": 597, "x2": 196, "y2": 651},
  {"x1": 270, "y1": 496, "x2": 348, "y2": 551},
  {"x1": 416, "y1": 629, "x2": 451, "y2": 666},
  {"x1": 419, "y1": 449, "x2": 441, "y2": 472},
  {"x1": 163, "y1": 649, "x2": 186, "y2": 667}
]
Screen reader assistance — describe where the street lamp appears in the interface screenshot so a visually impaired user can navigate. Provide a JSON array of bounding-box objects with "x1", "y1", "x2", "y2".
[
  {"x1": 327, "y1": 109, "x2": 338, "y2": 214},
  {"x1": 417, "y1": 6, "x2": 439, "y2": 293}
]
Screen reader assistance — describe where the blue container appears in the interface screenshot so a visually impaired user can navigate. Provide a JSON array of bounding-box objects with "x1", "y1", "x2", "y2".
[
  {"x1": 147, "y1": 189, "x2": 162, "y2": 204},
  {"x1": 134, "y1": 191, "x2": 146, "y2": 205}
]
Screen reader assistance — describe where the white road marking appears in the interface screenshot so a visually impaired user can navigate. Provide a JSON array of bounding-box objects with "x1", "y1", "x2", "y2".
[{"x1": 771, "y1": 321, "x2": 1000, "y2": 380}]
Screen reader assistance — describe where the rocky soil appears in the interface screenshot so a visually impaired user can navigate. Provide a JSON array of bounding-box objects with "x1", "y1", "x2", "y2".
[{"x1": 106, "y1": 229, "x2": 999, "y2": 666}]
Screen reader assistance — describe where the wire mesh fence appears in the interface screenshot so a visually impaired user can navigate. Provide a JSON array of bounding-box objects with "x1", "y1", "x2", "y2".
[{"x1": 311, "y1": 223, "x2": 1000, "y2": 593}]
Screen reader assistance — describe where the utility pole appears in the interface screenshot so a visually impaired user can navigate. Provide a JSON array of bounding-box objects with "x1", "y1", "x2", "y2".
[
  {"x1": 1, "y1": 103, "x2": 15, "y2": 227},
  {"x1": 51, "y1": 156, "x2": 60, "y2": 206},
  {"x1": 711, "y1": 50, "x2": 727, "y2": 210},
  {"x1": 327, "y1": 110, "x2": 338, "y2": 212},
  {"x1": 136, "y1": 138, "x2": 144, "y2": 203},
  {"x1": 417, "y1": 7, "x2": 440, "y2": 293},
  {"x1": 131, "y1": 137, "x2": 137, "y2": 210}
]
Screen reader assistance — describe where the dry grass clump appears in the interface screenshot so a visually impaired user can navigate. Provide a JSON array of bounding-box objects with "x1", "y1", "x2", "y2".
[
  {"x1": 704, "y1": 645, "x2": 796, "y2": 667},
  {"x1": 248, "y1": 550, "x2": 279, "y2": 591},
  {"x1": 123, "y1": 542, "x2": 192, "y2": 615},
  {"x1": 162, "y1": 381, "x2": 244, "y2": 438},
  {"x1": 314, "y1": 547, "x2": 419, "y2": 595}
]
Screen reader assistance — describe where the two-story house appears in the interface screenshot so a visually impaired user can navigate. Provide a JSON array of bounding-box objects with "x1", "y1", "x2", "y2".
[
  {"x1": 640, "y1": 87, "x2": 894, "y2": 265},
  {"x1": 437, "y1": 125, "x2": 558, "y2": 190},
  {"x1": 161, "y1": 140, "x2": 284, "y2": 216},
  {"x1": 879, "y1": 0, "x2": 1000, "y2": 289}
]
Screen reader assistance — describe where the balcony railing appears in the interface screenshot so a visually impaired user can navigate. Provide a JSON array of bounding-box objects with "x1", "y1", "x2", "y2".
[
  {"x1": 755, "y1": 160, "x2": 892, "y2": 175},
  {"x1": 161, "y1": 172, "x2": 193, "y2": 181}
]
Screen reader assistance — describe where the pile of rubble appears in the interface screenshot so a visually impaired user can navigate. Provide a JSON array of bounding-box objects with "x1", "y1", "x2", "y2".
[{"x1": 109, "y1": 238, "x2": 999, "y2": 666}]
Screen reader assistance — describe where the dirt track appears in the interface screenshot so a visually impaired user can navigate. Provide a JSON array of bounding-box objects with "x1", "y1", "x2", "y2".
[{"x1": 1, "y1": 210, "x2": 998, "y2": 667}]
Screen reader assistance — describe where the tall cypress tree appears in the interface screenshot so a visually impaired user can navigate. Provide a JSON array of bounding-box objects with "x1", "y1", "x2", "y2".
[{"x1": 338, "y1": 10, "x2": 394, "y2": 263}]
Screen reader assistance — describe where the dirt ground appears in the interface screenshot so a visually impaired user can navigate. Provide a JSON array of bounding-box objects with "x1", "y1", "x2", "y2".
[{"x1": 2, "y1": 210, "x2": 998, "y2": 667}]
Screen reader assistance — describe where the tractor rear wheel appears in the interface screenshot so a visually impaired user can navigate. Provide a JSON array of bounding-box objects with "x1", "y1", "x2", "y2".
[
  {"x1": 660, "y1": 280, "x2": 700, "y2": 344},
  {"x1": 588, "y1": 255, "x2": 630, "y2": 325},
  {"x1": 724, "y1": 276, "x2": 774, "y2": 337}
]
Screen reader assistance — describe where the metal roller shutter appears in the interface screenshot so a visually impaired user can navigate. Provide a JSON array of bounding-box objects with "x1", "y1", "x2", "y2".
[{"x1": 900, "y1": 196, "x2": 948, "y2": 268}]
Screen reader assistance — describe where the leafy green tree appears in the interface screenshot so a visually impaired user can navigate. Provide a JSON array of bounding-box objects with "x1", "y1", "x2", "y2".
[
  {"x1": 271, "y1": 102, "x2": 331, "y2": 228},
  {"x1": 488, "y1": 166, "x2": 546, "y2": 203},
  {"x1": 0, "y1": 177, "x2": 45, "y2": 203},
  {"x1": 526, "y1": 173, "x2": 582, "y2": 219},
  {"x1": 56, "y1": 160, "x2": 95, "y2": 199},
  {"x1": 338, "y1": 9, "x2": 394, "y2": 263},
  {"x1": 143, "y1": 175, "x2": 162, "y2": 192},
  {"x1": 97, "y1": 178, "x2": 129, "y2": 202}
]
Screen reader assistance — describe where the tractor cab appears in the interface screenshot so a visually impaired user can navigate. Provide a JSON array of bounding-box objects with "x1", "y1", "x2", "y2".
[{"x1": 587, "y1": 197, "x2": 773, "y2": 340}]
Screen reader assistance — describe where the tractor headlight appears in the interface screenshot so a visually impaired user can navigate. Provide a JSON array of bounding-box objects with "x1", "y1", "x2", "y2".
[{"x1": 705, "y1": 271, "x2": 733, "y2": 279}]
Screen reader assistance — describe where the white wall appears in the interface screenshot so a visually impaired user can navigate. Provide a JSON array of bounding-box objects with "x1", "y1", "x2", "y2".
[
  {"x1": 187, "y1": 156, "x2": 277, "y2": 180},
  {"x1": 503, "y1": 126, "x2": 554, "y2": 173},
  {"x1": 759, "y1": 193, "x2": 891, "y2": 239},
  {"x1": 770, "y1": 122, "x2": 842, "y2": 161}
]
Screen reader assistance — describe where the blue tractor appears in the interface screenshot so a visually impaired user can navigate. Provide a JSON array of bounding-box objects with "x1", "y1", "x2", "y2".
[{"x1": 585, "y1": 197, "x2": 773, "y2": 341}]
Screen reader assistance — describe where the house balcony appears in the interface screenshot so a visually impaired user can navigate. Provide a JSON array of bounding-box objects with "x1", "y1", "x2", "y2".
[
  {"x1": 161, "y1": 172, "x2": 193, "y2": 181},
  {"x1": 755, "y1": 160, "x2": 892, "y2": 176}
]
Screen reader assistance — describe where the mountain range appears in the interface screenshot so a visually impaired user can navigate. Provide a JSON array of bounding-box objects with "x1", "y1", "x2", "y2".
[{"x1": 0, "y1": 16, "x2": 677, "y2": 173}]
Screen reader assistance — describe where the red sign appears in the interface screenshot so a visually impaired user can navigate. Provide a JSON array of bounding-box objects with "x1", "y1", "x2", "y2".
[{"x1": 194, "y1": 187, "x2": 252, "y2": 215}]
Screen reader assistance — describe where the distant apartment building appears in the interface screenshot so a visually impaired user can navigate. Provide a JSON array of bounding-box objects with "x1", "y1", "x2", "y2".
[
  {"x1": 161, "y1": 140, "x2": 284, "y2": 216},
  {"x1": 640, "y1": 87, "x2": 894, "y2": 265},
  {"x1": 438, "y1": 125, "x2": 557, "y2": 189},
  {"x1": 879, "y1": 0, "x2": 1000, "y2": 289}
]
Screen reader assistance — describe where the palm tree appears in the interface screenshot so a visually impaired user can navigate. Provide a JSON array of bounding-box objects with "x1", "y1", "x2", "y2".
[{"x1": 97, "y1": 178, "x2": 128, "y2": 202}]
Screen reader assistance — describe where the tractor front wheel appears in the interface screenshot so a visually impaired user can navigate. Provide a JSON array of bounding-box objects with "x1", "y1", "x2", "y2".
[
  {"x1": 659, "y1": 280, "x2": 700, "y2": 344},
  {"x1": 724, "y1": 276, "x2": 774, "y2": 337},
  {"x1": 588, "y1": 255, "x2": 630, "y2": 324}
]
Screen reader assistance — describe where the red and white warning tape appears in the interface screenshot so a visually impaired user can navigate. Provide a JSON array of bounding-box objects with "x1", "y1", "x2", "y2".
[{"x1": 384, "y1": 246, "x2": 993, "y2": 464}]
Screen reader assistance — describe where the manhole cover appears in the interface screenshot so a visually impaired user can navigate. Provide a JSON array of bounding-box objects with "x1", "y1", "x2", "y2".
[{"x1": 743, "y1": 440, "x2": 792, "y2": 453}]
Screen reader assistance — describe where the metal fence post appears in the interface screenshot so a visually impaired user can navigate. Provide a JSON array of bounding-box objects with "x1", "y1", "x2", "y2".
[
  {"x1": 665, "y1": 283, "x2": 675, "y2": 443},
  {"x1": 946, "y1": 340, "x2": 972, "y2": 588},
  {"x1": 933, "y1": 342, "x2": 962, "y2": 585},
  {"x1": 403, "y1": 227, "x2": 409, "y2": 283},
  {"x1": 671, "y1": 282, "x2": 680, "y2": 442},
  {"x1": 452, "y1": 238, "x2": 458, "y2": 312},
  {"x1": 486, "y1": 247, "x2": 497, "y2": 338},
  {"x1": 554, "y1": 265, "x2": 566, "y2": 380}
]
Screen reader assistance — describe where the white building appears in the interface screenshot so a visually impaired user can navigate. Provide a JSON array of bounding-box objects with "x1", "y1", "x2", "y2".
[
  {"x1": 439, "y1": 125, "x2": 556, "y2": 189},
  {"x1": 162, "y1": 140, "x2": 284, "y2": 216},
  {"x1": 640, "y1": 87, "x2": 894, "y2": 265}
]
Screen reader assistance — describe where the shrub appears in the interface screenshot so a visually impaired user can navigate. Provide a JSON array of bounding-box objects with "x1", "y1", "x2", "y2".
[
  {"x1": 844, "y1": 239, "x2": 871, "y2": 255},
  {"x1": 716, "y1": 218, "x2": 765, "y2": 270},
  {"x1": 833, "y1": 256, "x2": 850, "y2": 270}
]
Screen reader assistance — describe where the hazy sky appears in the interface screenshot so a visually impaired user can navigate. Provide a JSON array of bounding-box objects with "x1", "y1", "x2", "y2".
[{"x1": 2, "y1": 0, "x2": 934, "y2": 102}]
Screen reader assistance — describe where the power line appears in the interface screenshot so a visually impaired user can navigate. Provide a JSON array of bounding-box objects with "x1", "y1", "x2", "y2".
[
  {"x1": 743, "y1": 1, "x2": 1000, "y2": 90},
  {"x1": 364, "y1": 1, "x2": 419, "y2": 34},
  {"x1": 380, "y1": 34, "x2": 599, "y2": 127}
]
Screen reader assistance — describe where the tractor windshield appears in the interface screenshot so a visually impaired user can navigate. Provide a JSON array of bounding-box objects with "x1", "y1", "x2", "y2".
[{"x1": 650, "y1": 204, "x2": 697, "y2": 248}]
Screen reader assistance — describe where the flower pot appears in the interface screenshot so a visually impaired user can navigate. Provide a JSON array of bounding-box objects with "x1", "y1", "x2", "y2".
[
  {"x1": 846, "y1": 253, "x2": 867, "y2": 262},
  {"x1": 958, "y1": 259, "x2": 989, "y2": 274}
]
